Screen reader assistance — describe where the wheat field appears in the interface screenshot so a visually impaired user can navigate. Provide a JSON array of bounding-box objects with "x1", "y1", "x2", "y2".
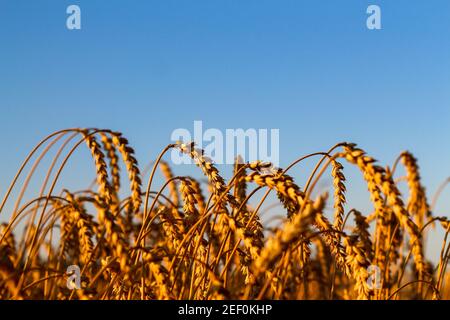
[{"x1": 0, "y1": 128, "x2": 449, "y2": 300}]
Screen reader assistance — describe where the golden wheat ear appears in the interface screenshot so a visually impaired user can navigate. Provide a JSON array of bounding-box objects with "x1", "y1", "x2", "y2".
[{"x1": 1, "y1": 130, "x2": 448, "y2": 300}]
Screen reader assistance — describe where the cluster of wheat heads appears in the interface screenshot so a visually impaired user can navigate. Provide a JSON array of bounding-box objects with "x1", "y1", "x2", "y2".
[{"x1": 0, "y1": 128, "x2": 449, "y2": 300}]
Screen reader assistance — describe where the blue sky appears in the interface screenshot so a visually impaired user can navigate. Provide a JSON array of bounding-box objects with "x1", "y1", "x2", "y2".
[{"x1": 0, "y1": 1, "x2": 449, "y2": 257}]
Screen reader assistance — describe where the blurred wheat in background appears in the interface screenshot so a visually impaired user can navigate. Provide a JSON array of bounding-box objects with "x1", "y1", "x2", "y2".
[{"x1": 0, "y1": 128, "x2": 448, "y2": 300}]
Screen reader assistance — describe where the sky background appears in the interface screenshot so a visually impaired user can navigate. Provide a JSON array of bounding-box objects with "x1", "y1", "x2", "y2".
[{"x1": 0, "y1": 1, "x2": 449, "y2": 259}]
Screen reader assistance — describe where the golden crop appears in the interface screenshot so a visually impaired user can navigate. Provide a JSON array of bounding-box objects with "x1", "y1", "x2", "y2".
[{"x1": 0, "y1": 128, "x2": 448, "y2": 300}]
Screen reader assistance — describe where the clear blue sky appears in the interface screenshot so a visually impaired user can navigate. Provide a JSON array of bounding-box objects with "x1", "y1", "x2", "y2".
[{"x1": 0, "y1": 1, "x2": 449, "y2": 257}]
